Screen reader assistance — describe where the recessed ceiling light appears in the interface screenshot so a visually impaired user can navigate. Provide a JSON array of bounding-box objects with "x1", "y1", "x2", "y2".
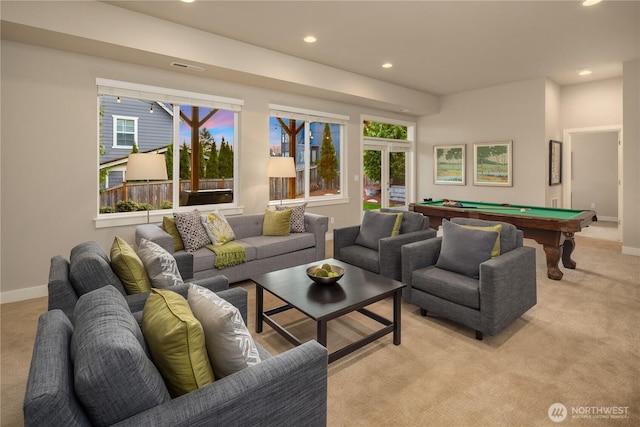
[
  {"x1": 304, "y1": 36, "x2": 317, "y2": 43},
  {"x1": 578, "y1": 68, "x2": 593, "y2": 76},
  {"x1": 582, "y1": 0, "x2": 602, "y2": 6},
  {"x1": 382, "y1": 62, "x2": 393, "y2": 69}
]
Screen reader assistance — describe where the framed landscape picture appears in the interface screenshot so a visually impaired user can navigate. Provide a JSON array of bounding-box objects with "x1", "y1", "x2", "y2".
[
  {"x1": 473, "y1": 141, "x2": 512, "y2": 186},
  {"x1": 549, "y1": 140, "x2": 562, "y2": 185},
  {"x1": 434, "y1": 145, "x2": 465, "y2": 185}
]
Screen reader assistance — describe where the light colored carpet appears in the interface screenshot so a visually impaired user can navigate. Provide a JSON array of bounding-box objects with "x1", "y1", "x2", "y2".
[{"x1": 2, "y1": 236, "x2": 638, "y2": 426}]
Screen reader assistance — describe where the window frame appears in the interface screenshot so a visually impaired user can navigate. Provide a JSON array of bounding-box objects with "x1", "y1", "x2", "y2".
[
  {"x1": 95, "y1": 78, "x2": 244, "y2": 228},
  {"x1": 268, "y1": 104, "x2": 349, "y2": 207}
]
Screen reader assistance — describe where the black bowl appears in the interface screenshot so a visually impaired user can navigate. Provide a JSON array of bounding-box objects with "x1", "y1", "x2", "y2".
[{"x1": 306, "y1": 264, "x2": 344, "y2": 285}]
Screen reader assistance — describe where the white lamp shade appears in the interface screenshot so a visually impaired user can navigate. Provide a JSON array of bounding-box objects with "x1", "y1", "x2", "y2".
[
  {"x1": 266, "y1": 156, "x2": 296, "y2": 178},
  {"x1": 126, "y1": 153, "x2": 168, "y2": 181}
]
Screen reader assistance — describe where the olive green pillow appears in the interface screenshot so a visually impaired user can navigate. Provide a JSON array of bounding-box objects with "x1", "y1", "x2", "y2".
[
  {"x1": 461, "y1": 223, "x2": 502, "y2": 258},
  {"x1": 162, "y1": 216, "x2": 184, "y2": 252},
  {"x1": 142, "y1": 288, "x2": 215, "y2": 397},
  {"x1": 110, "y1": 237, "x2": 152, "y2": 294},
  {"x1": 262, "y1": 209, "x2": 292, "y2": 236}
]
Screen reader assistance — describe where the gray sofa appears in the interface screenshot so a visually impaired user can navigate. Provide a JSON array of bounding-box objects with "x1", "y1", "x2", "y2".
[
  {"x1": 24, "y1": 285, "x2": 328, "y2": 427},
  {"x1": 136, "y1": 212, "x2": 329, "y2": 283},
  {"x1": 47, "y1": 241, "x2": 228, "y2": 319}
]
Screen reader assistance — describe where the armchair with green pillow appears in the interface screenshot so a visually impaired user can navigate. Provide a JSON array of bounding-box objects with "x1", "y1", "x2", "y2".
[
  {"x1": 401, "y1": 217, "x2": 537, "y2": 340},
  {"x1": 333, "y1": 209, "x2": 437, "y2": 281}
]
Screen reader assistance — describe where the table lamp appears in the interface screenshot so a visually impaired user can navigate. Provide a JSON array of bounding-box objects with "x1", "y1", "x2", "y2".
[
  {"x1": 266, "y1": 156, "x2": 296, "y2": 204},
  {"x1": 126, "y1": 153, "x2": 168, "y2": 223}
]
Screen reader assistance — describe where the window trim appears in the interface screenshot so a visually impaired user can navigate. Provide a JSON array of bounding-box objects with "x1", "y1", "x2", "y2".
[{"x1": 112, "y1": 115, "x2": 138, "y2": 149}]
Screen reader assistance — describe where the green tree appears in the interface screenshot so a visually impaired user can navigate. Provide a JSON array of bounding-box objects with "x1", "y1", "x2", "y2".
[
  {"x1": 205, "y1": 141, "x2": 219, "y2": 179},
  {"x1": 165, "y1": 144, "x2": 173, "y2": 179},
  {"x1": 98, "y1": 104, "x2": 109, "y2": 188},
  {"x1": 131, "y1": 143, "x2": 139, "y2": 153},
  {"x1": 362, "y1": 121, "x2": 407, "y2": 140},
  {"x1": 179, "y1": 142, "x2": 191, "y2": 180},
  {"x1": 199, "y1": 141, "x2": 206, "y2": 178},
  {"x1": 363, "y1": 150, "x2": 381, "y2": 183},
  {"x1": 218, "y1": 138, "x2": 233, "y2": 178},
  {"x1": 362, "y1": 121, "x2": 407, "y2": 184},
  {"x1": 318, "y1": 123, "x2": 338, "y2": 188}
]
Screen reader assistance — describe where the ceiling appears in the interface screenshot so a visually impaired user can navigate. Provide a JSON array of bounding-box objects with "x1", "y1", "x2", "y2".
[{"x1": 103, "y1": 0, "x2": 640, "y2": 97}]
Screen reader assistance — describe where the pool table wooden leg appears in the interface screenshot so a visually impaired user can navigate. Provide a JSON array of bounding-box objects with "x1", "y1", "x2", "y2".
[
  {"x1": 543, "y1": 245, "x2": 564, "y2": 280},
  {"x1": 561, "y1": 232, "x2": 577, "y2": 269}
]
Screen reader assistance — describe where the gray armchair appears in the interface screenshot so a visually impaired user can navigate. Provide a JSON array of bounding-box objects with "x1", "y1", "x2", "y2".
[
  {"x1": 401, "y1": 217, "x2": 537, "y2": 340},
  {"x1": 334, "y1": 209, "x2": 436, "y2": 281}
]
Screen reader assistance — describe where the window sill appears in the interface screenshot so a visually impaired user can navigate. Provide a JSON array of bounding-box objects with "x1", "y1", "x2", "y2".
[{"x1": 94, "y1": 205, "x2": 245, "y2": 228}]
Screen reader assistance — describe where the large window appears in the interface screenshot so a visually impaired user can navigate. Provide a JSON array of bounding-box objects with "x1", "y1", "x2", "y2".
[
  {"x1": 97, "y1": 79, "x2": 243, "y2": 222},
  {"x1": 268, "y1": 104, "x2": 348, "y2": 203}
]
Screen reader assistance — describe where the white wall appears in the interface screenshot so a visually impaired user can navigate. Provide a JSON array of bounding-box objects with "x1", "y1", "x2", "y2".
[
  {"x1": 0, "y1": 40, "x2": 411, "y2": 300},
  {"x1": 571, "y1": 132, "x2": 618, "y2": 219},
  {"x1": 561, "y1": 78, "x2": 623, "y2": 129},
  {"x1": 545, "y1": 80, "x2": 563, "y2": 206},
  {"x1": 417, "y1": 79, "x2": 547, "y2": 206}
]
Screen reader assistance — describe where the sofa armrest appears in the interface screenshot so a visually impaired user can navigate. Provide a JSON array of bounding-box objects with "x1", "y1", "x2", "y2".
[
  {"x1": 136, "y1": 224, "x2": 173, "y2": 254},
  {"x1": 215, "y1": 287, "x2": 249, "y2": 325},
  {"x1": 379, "y1": 229, "x2": 437, "y2": 280},
  {"x1": 47, "y1": 256, "x2": 78, "y2": 318},
  {"x1": 401, "y1": 237, "x2": 442, "y2": 287},
  {"x1": 304, "y1": 213, "x2": 329, "y2": 261},
  {"x1": 333, "y1": 225, "x2": 361, "y2": 260},
  {"x1": 114, "y1": 340, "x2": 328, "y2": 427}
]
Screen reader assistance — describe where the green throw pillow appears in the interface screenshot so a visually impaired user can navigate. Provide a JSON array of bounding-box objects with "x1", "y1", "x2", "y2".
[
  {"x1": 110, "y1": 237, "x2": 152, "y2": 294},
  {"x1": 142, "y1": 288, "x2": 215, "y2": 398},
  {"x1": 162, "y1": 216, "x2": 184, "y2": 252},
  {"x1": 262, "y1": 209, "x2": 292, "y2": 236},
  {"x1": 461, "y1": 223, "x2": 502, "y2": 258}
]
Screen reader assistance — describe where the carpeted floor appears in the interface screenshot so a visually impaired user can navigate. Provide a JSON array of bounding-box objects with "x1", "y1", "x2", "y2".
[{"x1": 2, "y1": 236, "x2": 639, "y2": 426}]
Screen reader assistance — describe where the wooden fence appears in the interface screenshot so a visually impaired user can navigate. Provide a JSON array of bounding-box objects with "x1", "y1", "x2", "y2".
[{"x1": 100, "y1": 178, "x2": 233, "y2": 209}]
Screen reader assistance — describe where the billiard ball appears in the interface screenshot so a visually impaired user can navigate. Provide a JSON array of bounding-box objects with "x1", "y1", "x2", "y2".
[{"x1": 520, "y1": 208, "x2": 526, "y2": 212}]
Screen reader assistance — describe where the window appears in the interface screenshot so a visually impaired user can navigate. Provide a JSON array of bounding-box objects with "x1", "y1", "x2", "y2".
[
  {"x1": 113, "y1": 116, "x2": 137, "y2": 148},
  {"x1": 269, "y1": 104, "x2": 348, "y2": 203},
  {"x1": 97, "y1": 79, "x2": 243, "y2": 221}
]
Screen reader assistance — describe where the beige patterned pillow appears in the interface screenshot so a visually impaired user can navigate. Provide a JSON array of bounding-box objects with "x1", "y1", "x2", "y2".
[
  {"x1": 201, "y1": 211, "x2": 236, "y2": 246},
  {"x1": 275, "y1": 203, "x2": 307, "y2": 233},
  {"x1": 173, "y1": 210, "x2": 210, "y2": 252},
  {"x1": 137, "y1": 238, "x2": 184, "y2": 288}
]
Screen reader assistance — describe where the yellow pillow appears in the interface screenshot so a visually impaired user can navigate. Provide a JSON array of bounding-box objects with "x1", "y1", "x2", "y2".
[
  {"x1": 142, "y1": 289, "x2": 214, "y2": 397},
  {"x1": 461, "y1": 224, "x2": 502, "y2": 258},
  {"x1": 110, "y1": 237, "x2": 152, "y2": 294},
  {"x1": 162, "y1": 216, "x2": 184, "y2": 252},
  {"x1": 262, "y1": 208, "x2": 292, "y2": 236}
]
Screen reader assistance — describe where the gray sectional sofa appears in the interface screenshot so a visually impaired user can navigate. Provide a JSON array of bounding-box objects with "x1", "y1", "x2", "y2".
[
  {"x1": 136, "y1": 212, "x2": 329, "y2": 283},
  {"x1": 24, "y1": 285, "x2": 328, "y2": 426}
]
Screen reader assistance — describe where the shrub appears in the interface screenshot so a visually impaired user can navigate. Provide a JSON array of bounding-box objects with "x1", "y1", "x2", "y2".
[
  {"x1": 116, "y1": 199, "x2": 139, "y2": 212},
  {"x1": 137, "y1": 203, "x2": 153, "y2": 211},
  {"x1": 161, "y1": 200, "x2": 173, "y2": 209},
  {"x1": 99, "y1": 206, "x2": 115, "y2": 214}
]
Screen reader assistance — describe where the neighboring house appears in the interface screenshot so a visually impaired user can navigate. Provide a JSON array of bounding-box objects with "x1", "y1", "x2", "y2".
[{"x1": 99, "y1": 97, "x2": 173, "y2": 189}]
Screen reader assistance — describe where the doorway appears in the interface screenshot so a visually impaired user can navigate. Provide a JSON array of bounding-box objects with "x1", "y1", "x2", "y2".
[{"x1": 362, "y1": 145, "x2": 409, "y2": 210}]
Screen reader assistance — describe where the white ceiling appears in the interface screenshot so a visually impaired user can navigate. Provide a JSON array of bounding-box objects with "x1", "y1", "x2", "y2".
[{"x1": 103, "y1": 0, "x2": 640, "y2": 96}]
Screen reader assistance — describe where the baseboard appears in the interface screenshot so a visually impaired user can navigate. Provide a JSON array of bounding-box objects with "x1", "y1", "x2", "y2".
[
  {"x1": 0, "y1": 285, "x2": 48, "y2": 305},
  {"x1": 596, "y1": 216, "x2": 617, "y2": 222},
  {"x1": 622, "y1": 246, "x2": 640, "y2": 256}
]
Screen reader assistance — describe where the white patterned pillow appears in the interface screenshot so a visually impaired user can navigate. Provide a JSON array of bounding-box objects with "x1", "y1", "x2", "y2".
[
  {"x1": 187, "y1": 284, "x2": 261, "y2": 379},
  {"x1": 200, "y1": 211, "x2": 236, "y2": 246},
  {"x1": 136, "y1": 238, "x2": 184, "y2": 289},
  {"x1": 173, "y1": 210, "x2": 210, "y2": 252},
  {"x1": 275, "y1": 202, "x2": 307, "y2": 233}
]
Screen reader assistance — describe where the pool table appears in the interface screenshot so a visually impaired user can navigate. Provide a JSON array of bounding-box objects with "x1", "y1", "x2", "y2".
[{"x1": 409, "y1": 200, "x2": 597, "y2": 281}]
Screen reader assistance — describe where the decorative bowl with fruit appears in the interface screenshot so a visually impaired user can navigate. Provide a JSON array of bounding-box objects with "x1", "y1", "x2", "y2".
[{"x1": 306, "y1": 263, "x2": 344, "y2": 285}]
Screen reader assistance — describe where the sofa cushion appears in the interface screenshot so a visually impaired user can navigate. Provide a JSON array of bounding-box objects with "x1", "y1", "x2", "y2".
[
  {"x1": 339, "y1": 245, "x2": 380, "y2": 274},
  {"x1": 275, "y1": 202, "x2": 307, "y2": 233},
  {"x1": 110, "y1": 237, "x2": 152, "y2": 294},
  {"x1": 201, "y1": 211, "x2": 236, "y2": 245},
  {"x1": 355, "y1": 210, "x2": 401, "y2": 250},
  {"x1": 162, "y1": 216, "x2": 184, "y2": 252},
  {"x1": 174, "y1": 209, "x2": 211, "y2": 252},
  {"x1": 413, "y1": 266, "x2": 480, "y2": 309},
  {"x1": 241, "y1": 233, "x2": 315, "y2": 260},
  {"x1": 137, "y1": 238, "x2": 184, "y2": 289},
  {"x1": 142, "y1": 288, "x2": 215, "y2": 397},
  {"x1": 187, "y1": 284, "x2": 261, "y2": 379},
  {"x1": 68, "y1": 241, "x2": 126, "y2": 297},
  {"x1": 381, "y1": 208, "x2": 426, "y2": 234},
  {"x1": 436, "y1": 219, "x2": 498, "y2": 279},
  {"x1": 24, "y1": 310, "x2": 92, "y2": 427},
  {"x1": 263, "y1": 208, "x2": 292, "y2": 236},
  {"x1": 71, "y1": 286, "x2": 170, "y2": 427}
]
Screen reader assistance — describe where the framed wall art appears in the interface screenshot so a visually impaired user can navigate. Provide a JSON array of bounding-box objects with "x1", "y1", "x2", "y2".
[
  {"x1": 434, "y1": 144, "x2": 466, "y2": 185},
  {"x1": 549, "y1": 140, "x2": 562, "y2": 185},
  {"x1": 473, "y1": 140, "x2": 512, "y2": 186}
]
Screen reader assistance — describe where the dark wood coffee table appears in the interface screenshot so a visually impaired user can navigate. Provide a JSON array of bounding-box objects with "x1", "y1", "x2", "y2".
[{"x1": 252, "y1": 258, "x2": 405, "y2": 363}]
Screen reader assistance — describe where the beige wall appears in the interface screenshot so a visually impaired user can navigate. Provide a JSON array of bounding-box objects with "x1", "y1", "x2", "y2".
[
  {"x1": 0, "y1": 40, "x2": 411, "y2": 301},
  {"x1": 622, "y1": 59, "x2": 640, "y2": 254},
  {"x1": 416, "y1": 78, "x2": 547, "y2": 206}
]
